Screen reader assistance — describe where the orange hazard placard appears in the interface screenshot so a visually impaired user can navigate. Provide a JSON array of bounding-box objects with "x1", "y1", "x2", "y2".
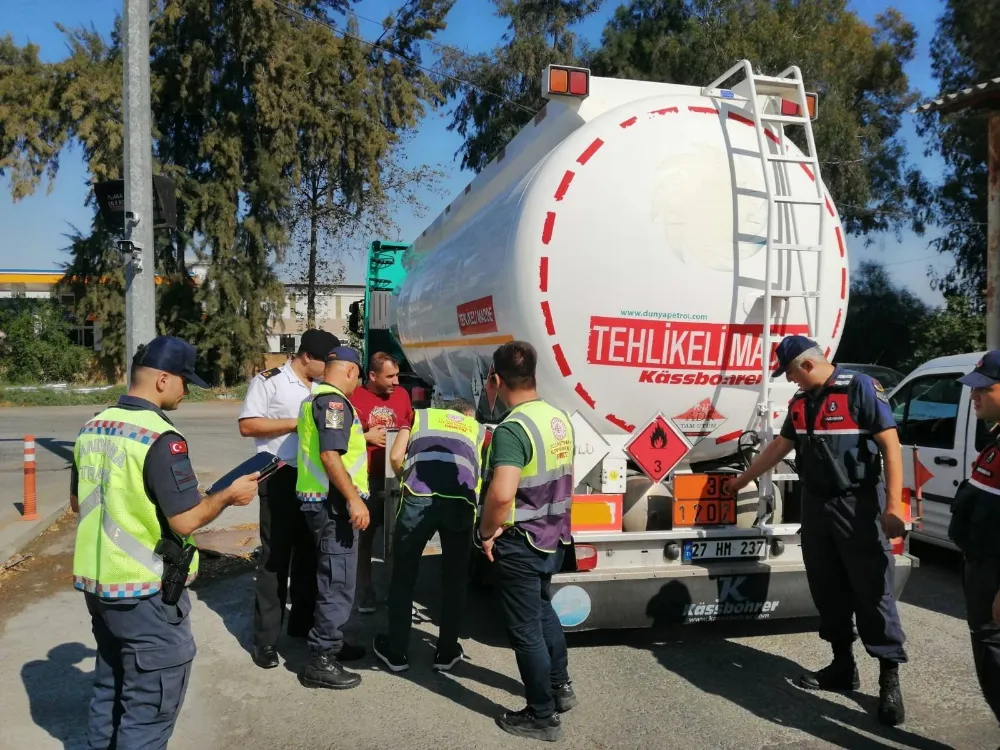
[
  {"x1": 570, "y1": 494, "x2": 623, "y2": 533},
  {"x1": 672, "y1": 473, "x2": 736, "y2": 528}
]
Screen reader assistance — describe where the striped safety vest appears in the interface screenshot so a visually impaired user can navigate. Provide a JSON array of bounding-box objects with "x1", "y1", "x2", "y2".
[
  {"x1": 401, "y1": 408, "x2": 487, "y2": 508},
  {"x1": 72, "y1": 406, "x2": 199, "y2": 599},
  {"x1": 296, "y1": 382, "x2": 369, "y2": 502},
  {"x1": 490, "y1": 399, "x2": 575, "y2": 553}
]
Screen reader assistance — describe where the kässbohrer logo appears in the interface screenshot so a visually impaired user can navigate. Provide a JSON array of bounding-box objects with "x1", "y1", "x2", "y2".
[{"x1": 681, "y1": 576, "x2": 782, "y2": 622}]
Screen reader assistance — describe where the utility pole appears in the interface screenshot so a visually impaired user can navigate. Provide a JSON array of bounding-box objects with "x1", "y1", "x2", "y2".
[{"x1": 122, "y1": 0, "x2": 156, "y2": 381}]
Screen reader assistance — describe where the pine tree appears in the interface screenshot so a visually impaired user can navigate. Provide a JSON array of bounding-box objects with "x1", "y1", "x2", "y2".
[
  {"x1": 915, "y1": 0, "x2": 1000, "y2": 304},
  {"x1": 588, "y1": 0, "x2": 925, "y2": 240},
  {"x1": 440, "y1": 0, "x2": 601, "y2": 173},
  {"x1": 1, "y1": 0, "x2": 455, "y2": 383}
]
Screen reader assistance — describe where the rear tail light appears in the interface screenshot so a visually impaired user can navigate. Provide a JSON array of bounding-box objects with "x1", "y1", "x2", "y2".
[
  {"x1": 891, "y1": 538, "x2": 905, "y2": 556},
  {"x1": 779, "y1": 92, "x2": 818, "y2": 119},
  {"x1": 543, "y1": 64, "x2": 591, "y2": 99},
  {"x1": 574, "y1": 544, "x2": 598, "y2": 571}
]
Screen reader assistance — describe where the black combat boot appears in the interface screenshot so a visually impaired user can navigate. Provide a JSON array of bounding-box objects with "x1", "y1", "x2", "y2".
[
  {"x1": 797, "y1": 644, "x2": 860, "y2": 691},
  {"x1": 552, "y1": 682, "x2": 579, "y2": 713},
  {"x1": 299, "y1": 649, "x2": 362, "y2": 690},
  {"x1": 877, "y1": 660, "x2": 905, "y2": 726},
  {"x1": 495, "y1": 707, "x2": 562, "y2": 742}
]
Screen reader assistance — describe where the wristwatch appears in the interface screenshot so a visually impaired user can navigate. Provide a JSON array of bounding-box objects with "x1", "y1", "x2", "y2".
[{"x1": 473, "y1": 525, "x2": 484, "y2": 549}]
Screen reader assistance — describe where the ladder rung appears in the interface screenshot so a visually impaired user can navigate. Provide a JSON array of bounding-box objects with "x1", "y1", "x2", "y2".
[
  {"x1": 753, "y1": 75, "x2": 802, "y2": 88},
  {"x1": 772, "y1": 243, "x2": 821, "y2": 253},
  {"x1": 752, "y1": 78, "x2": 802, "y2": 96},
  {"x1": 767, "y1": 154, "x2": 816, "y2": 164},
  {"x1": 760, "y1": 113, "x2": 809, "y2": 125},
  {"x1": 771, "y1": 290, "x2": 820, "y2": 299},
  {"x1": 773, "y1": 195, "x2": 823, "y2": 205}
]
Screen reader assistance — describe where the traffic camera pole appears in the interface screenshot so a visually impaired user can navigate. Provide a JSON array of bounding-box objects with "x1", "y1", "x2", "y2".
[{"x1": 122, "y1": 0, "x2": 157, "y2": 382}]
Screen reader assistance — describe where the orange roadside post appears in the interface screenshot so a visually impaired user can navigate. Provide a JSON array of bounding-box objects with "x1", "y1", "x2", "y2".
[{"x1": 22, "y1": 434, "x2": 38, "y2": 521}]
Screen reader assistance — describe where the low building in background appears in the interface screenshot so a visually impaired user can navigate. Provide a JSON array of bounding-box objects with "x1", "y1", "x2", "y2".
[
  {"x1": 268, "y1": 281, "x2": 365, "y2": 354},
  {"x1": 0, "y1": 268, "x2": 362, "y2": 361}
]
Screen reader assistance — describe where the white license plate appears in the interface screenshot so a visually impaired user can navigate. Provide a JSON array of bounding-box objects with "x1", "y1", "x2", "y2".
[{"x1": 682, "y1": 538, "x2": 768, "y2": 563}]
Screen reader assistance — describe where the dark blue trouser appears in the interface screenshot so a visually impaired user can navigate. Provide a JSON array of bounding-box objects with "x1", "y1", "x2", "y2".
[
  {"x1": 386, "y1": 491, "x2": 475, "y2": 656},
  {"x1": 493, "y1": 530, "x2": 570, "y2": 718},
  {"x1": 962, "y1": 558, "x2": 1000, "y2": 724},
  {"x1": 303, "y1": 501, "x2": 359, "y2": 655},
  {"x1": 85, "y1": 590, "x2": 196, "y2": 750},
  {"x1": 800, "y1": 486, "x2": 907, "y2": 663}
]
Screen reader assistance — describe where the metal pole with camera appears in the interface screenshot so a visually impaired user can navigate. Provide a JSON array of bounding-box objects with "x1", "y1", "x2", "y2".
[{"x1": 121, "y1": 0, "x2": 156, "y2": 382}]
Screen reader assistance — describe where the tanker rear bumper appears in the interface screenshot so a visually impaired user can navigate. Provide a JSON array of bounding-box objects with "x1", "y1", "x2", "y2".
[{"x1": 549, "y1": 554, "x2": 916, "y2": 632}]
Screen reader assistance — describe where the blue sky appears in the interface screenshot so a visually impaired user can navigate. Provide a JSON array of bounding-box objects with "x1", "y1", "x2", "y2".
[{"x1": 1, "y1": 0, "x2": 952, "y2": 304}]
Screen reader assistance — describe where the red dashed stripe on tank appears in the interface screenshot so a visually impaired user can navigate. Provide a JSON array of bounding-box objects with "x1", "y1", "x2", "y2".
[
  {"x1": 554, "y1": 171, "x2": 574, "y2": 201},
  {"x1": 535, "y1": 101, "x2": 849, "y2": 426}
]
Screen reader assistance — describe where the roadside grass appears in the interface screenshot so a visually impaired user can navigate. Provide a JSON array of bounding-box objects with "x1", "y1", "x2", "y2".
[{"x1": 0, "y1": 383, "x2": 248, "y2": 408}]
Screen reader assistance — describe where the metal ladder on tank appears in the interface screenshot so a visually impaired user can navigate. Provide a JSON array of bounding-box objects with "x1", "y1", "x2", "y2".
[{"x1": 703, "y1": 60, "x2": 828, "y2": 527}]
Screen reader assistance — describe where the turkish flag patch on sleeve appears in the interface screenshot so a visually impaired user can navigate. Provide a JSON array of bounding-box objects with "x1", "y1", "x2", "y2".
[{"x1": 169, "y1": 440, "x2": 188, "y2": 455}]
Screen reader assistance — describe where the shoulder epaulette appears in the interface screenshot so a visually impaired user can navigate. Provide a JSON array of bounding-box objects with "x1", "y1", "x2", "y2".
[
  {"x1": 833, "y1": 372, "x2": 856, "y2": 387},
  {"x1": 259, "y1": 367, "x2": 281, "y2": 380}
]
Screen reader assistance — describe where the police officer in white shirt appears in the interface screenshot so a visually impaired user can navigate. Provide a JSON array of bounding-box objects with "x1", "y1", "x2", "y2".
[{"x1": 238, "y1": 329, "x2": 340, "y2": 669}]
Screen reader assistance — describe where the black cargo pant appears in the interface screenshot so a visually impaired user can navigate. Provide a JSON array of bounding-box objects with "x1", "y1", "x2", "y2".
[
  {"x1": 253, "y1": 466, "x2": 317, "y2": 647},
  {"x1": 800, "y1": 485, "x2": 907, "y2": 663},
  {"x1": 493, "y1": 530, "x2": 570, "y2": 718},
  {"x1": 386, "y1": 491, "x2": 475, "y2": 656},
  {"x1": 962, "y1": 557, "x2": 1000, "y2": 724}
]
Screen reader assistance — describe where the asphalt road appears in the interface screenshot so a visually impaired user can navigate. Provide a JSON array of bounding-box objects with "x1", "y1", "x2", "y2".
[
  {"x1": 1, "y1": 404, "x2": 999, "y2": 749},
  {"x1": 0, "y1": 401, "x2": 261, "y2": 532}
]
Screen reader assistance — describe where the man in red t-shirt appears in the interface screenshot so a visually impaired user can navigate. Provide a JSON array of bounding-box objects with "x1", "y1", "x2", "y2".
[{"x1": 349, "y1": 352, "x2": 414, "y2": 613}]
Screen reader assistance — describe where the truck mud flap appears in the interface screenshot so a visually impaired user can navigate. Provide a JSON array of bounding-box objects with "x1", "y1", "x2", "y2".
[{"x1": 548, "y1": 556, "x2": 914, "y2": 632}]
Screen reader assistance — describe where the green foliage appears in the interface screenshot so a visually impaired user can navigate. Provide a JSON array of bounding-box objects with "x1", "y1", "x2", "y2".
[
  {"x1": 441, "y1": 0, "x2": 602, "y2": 172},
  {"x1": 58, "y1": 214, "x2": 126, "y2": 381},
  {"x1": 281, "y1": 10, "x2": 448, "y2": 326},
  {"x1": 0, "y1": 298, "x2": 93, "y2": 385},
  {"x1": 912, "y1": 294, "x2": 986, "y2": 365},
  {"x1": 0, "y1": 382, "x2": 248, "y2": 408},
  {"x1": 839, "y1": 261, "x2": 987, "y2": 372},
  {"x1": 57, "y1": 210, "x2": 199, "y2": 383},
  {"x1": 838, "y1": 261, "x2": 931, "y2": 372},
  {"x1": 587, "y1": 0, "x2": 925, "y2": 240},
  {"x1": 915, "y1": 0, "x2": 1000, "y2": 304},
  {"x1": 0, "y1": 0, "x2": 453, "y2": 386}
]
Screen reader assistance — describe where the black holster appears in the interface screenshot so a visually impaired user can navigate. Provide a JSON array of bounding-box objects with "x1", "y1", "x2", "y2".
[{"x1": 155, "y1": 537, "x2": 196, "y2": 605}]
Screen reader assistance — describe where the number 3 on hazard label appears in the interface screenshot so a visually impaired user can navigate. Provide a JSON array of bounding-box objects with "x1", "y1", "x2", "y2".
[{"x1": 654, "y1": 460, "x2": 662, "y2": 473}]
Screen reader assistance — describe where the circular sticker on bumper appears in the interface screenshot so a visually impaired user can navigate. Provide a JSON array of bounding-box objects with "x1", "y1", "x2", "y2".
[{"x1": 551, "y1": 585, "x2": 592, "y2": 628}]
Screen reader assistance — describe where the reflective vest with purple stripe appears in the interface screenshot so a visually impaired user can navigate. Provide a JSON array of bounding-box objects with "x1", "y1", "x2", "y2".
[
  {"x1": 491, "y1": 399, "x2": 575, "y2": 553},
  {"x1": 401, "y1": 408, "x2": 487, "y2": 507}
]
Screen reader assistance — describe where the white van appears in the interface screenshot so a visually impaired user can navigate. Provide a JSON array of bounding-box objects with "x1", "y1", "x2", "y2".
[{"x1": 886, "y1": 352, "x2": 994, "y2": 551}]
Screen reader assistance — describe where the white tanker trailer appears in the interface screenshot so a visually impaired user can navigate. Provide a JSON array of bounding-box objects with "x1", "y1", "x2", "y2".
[{"x1": 354, "y1": 60, "x2": 916, "y2": 631}]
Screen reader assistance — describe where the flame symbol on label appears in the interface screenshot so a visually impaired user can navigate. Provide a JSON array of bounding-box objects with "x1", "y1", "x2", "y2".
[{"x1": 650, "y1": 424, "x2": 668, "y2": 449}]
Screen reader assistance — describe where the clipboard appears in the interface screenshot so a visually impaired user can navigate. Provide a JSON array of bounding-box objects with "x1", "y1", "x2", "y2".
[{"x1": 207, "y1": 451, "x2": 283, "y2": 496}]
